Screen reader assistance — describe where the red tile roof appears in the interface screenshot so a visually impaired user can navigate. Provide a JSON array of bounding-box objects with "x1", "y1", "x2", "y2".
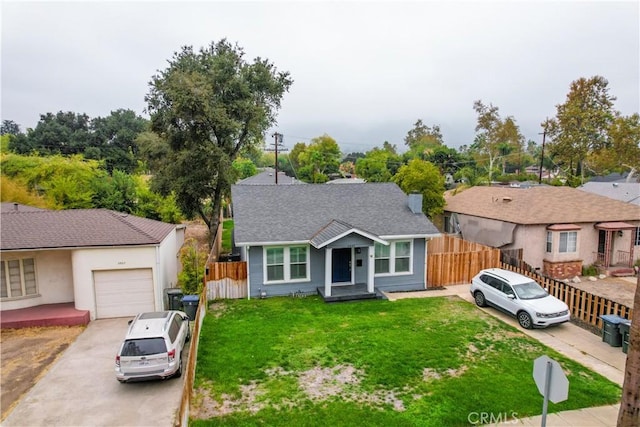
[{"x1": 1, "y1": 208, "x2": 176, "y2": 250}]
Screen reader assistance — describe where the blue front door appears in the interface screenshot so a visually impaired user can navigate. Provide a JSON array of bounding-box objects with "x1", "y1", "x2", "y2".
[{"x1": 332, "y1": 248, "x2": 351, "y2": 283}]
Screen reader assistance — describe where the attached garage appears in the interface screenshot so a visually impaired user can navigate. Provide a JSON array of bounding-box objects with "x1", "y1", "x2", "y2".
[{"x1": 94, "y1": 269, "x2": 155, "y2": 318}]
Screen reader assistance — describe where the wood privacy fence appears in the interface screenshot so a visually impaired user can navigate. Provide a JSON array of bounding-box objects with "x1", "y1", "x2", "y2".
[
  {"x1": 204, "y1": 261, "x2": 248, "y2": 300},
  {"x1": 501, "y1": 263, "x2": 633, "y2": 330},
  {"x1": 426, "y1": 235, "x2": 501, "y2": 287},
  {"x1": 176, "y1": 289, "x2": 206, "y2": 426}
]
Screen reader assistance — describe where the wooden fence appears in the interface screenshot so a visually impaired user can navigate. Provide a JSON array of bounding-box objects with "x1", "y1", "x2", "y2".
[
  {"x1": 427, "y1": 235, "x2": 501, "y2": 287},
  {"x1": 175, "y1": 288, "x2": 207, "y2": 426},
  {"x1": 204, "y1": 261, "x2": 248, "y2": 300},
  {"x1": 501, "y1": 263, "x2": 633, "y2": 329}
]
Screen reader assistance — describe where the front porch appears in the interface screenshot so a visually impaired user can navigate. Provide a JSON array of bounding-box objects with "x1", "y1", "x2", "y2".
[
  {"x1": 317, "y1": 284, "x2": 382, "y2": 302},
  {"x1": 0, "y1": 303, "x2": 90, "y2": 329},
  {"x1": 594, "y1": 222, "x2": 637, "y2": 277}
]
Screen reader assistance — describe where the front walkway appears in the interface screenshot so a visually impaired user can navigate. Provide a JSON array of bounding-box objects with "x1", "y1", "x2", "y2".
[{"x1": 384, "y1": 284, "x2": 628, "y2": 426}]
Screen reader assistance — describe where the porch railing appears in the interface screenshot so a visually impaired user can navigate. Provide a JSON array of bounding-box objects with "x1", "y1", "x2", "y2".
[{"x1": 616, "y1": 250, "x2": 631, "y2": 266}]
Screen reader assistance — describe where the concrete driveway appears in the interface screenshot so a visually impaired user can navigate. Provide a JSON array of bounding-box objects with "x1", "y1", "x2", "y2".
[{"x1": 2, "y1": 318, "x2": 186, "y2": 427}]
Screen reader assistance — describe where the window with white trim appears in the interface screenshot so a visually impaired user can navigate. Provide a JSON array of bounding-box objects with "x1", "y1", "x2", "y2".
[
  {"x1": 374, "y1": 240, "x2": 412, "y2": 275},
  {"x1": 559, "y1": 231, "x2": 577, "y2": 253},
  {"x1": 1, "y1": 258, "x2": 38, "y2": 299},
  {"x1": 264, "y1": 245, "x2": 309, "y2": 283},
  {"x1": 546, "y1": 231, "x2": 552, "y2": 253}
]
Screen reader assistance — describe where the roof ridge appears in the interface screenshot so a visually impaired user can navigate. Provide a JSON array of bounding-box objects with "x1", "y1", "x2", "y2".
[{"x1": 104, "y1": 209, "x2": 162, "y2": 241}]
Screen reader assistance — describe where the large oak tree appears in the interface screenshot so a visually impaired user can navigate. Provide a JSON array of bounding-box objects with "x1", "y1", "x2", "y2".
[{"x1": 145, "y1": 40, "x2": 292, "y2": 245}]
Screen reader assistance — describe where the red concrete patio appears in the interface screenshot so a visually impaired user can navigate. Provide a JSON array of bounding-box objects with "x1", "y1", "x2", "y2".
[{"x1": 1, "y1": 303, "x2": 90, "y2": 329}]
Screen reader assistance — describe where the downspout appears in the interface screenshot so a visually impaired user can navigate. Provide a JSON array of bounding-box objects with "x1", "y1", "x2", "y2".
[
  {"x1": 156, "y1": 245, "x2": 162, "y2": 310},
  {"x1": 246, "y1": 246, "x2": 251, "y2": 300}
]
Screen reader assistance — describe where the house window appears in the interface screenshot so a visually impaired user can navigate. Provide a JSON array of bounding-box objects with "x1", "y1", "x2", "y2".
[
  {"x1": 374, "y1": 241, "x2": 413, "y2": 275},
  {"x1": 264, "y1": 245, "x2": 309, "y2": 283},
  {"x1": 1, "y1": 258, "x2": 38, "y2": 299},
  {"x1": 635, "y1": 228, "x2": 640, "y2": 246},
  {"x1": 559, "y1": 231, "x2": 577, "y2": 253},
  {"x1": 546, "y1": 231, "x2": 552, "y2": 253}
]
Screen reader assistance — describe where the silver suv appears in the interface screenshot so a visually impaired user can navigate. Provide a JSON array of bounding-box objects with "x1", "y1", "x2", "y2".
[{"x1": 115, "y1": 311, "x2": 191, "y2": 383}]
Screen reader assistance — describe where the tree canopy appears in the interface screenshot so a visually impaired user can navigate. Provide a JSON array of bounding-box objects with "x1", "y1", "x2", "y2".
[
  {"x1": 145, "y1": 39, "x2": 292, "y2": 244},
  {"x1": 546, "y1": 76, "x2": 616, "y2": 181},
  {"x1": 392, "y1": 159, "x2": 445, "y2": 219}
]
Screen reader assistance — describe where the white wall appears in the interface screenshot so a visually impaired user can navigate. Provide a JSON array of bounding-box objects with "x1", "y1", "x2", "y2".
[
  {"x1": 72, "y1": 246, "x2": 158, "y2": 319},
  {"x1": 0, "y1": 250, "x2": 74, "y2": 310}
]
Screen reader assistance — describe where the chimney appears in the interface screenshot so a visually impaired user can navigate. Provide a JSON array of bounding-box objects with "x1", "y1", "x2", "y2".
[{"x1": 408, "y1": 193, "x2": 422, "y2": 214}]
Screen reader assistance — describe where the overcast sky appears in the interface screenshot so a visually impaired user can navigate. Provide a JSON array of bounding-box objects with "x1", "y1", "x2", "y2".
[{"x1": 2, "y1": 1, "x2": 638, "y2": 153}]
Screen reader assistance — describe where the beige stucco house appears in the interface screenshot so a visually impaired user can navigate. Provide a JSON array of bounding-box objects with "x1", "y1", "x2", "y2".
[
  {"x1": 444, "y1": 186, "x2": 640, "y2": 279},
  {"x1": 1, "y1": 203, "x2": 185, "y2": 320}
]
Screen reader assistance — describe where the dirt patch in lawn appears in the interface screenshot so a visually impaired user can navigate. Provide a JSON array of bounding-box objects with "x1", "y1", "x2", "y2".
[
  {"x1": 0, "y1": 325, "x2": 85, "y2": 421},
  {"x1": 191, "y1": 363, "x2": 407, "y2": 419}
]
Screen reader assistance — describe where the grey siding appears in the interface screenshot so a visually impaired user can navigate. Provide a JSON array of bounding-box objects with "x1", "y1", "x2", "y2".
[
  {"x1": 326, "y1": 234, "x2": 374, "y2": 249},
  {"x1": 374, "y1": 238, "x2": 426, "y2": 292},
  {"x1": 247, "y1": 246, "x2": 325, "y2": 298}
]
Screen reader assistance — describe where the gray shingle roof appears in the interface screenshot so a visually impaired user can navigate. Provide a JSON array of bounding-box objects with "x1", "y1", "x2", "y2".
[
  {"x1": 1, "y1": 208, "x2": 177, "y2": 250},
  {"x1": 231, "y1": 183, "x2": 440, "y2": 245},
  {"x1": 444, "y1": 185, "x2": 640, "y2": 225},
  {"x1": 578, "y1": 182, "x2": 640, "y2": 205}
]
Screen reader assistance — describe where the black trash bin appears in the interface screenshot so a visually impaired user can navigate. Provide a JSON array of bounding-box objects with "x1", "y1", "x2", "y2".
[
  {"x1": 181, "y1": 295, "x2": 200, "y2": 320},
  {"x1": 619, "y1": 320, "x2": 631, "y2": 354},
  {"x1": 165, "y1": 288, "x2": 183, "y2": 311},
  {"x1": 600, "y1": 314, "x2": 624, "y2": 347}
]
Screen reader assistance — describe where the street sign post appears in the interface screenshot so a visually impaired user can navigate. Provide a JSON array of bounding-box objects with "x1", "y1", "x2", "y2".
[{"x1": 533, "y1": 355, "x2": 569, "y2": 427}]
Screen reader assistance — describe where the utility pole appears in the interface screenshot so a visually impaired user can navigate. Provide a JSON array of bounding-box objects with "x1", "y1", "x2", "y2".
[
  {"x1": 538, "y1": 124, "x2": 547, "y2": 185},
  {"x1": 266, "y1": 132, "x2": 287, "y2": 184}
]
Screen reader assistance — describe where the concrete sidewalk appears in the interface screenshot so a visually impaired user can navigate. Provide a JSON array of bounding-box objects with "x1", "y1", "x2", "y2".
[{"x1": 384, "y1": 284, "x2": 627, "y2": 426}]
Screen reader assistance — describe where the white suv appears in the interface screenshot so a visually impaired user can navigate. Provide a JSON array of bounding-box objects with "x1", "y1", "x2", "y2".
[
  {"x1": 115, "y1": 311, "x2": 191, "y2": 383},
  {"x1": 470, "y1": 268, "x2": 570, "y2": 329}
]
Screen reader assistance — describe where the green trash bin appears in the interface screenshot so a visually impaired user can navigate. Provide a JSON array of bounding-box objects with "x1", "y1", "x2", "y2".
[
  {"x1": 600, "y1": 314, "x2": 624, "y2": 347},
  {"x1": 619, "y1": 320, "x2": 631, "y2": 354},
  {"x1": 181, "y1": 295, "x2": 200, "y2": 320},
  {"x1": 165, "y1": 288, "x2": 183, "y2": 311}
]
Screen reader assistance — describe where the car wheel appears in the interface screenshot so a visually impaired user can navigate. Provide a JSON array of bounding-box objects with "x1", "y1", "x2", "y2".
[
  {"x1": 174, "y1": 357, "x2": 182, "y2": 378},
  {"x1": 474, "y1": 291, "x2": 487, "y2": 307},
  {"x1": 518, "y1": 311, "x2": 533, "y2": 329}
]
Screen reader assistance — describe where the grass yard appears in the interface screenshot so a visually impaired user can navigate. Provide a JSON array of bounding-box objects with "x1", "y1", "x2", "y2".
[
  {"x1": 221, "y1": 219, "x2": 234, "y2": 253},
  {"x1": 191, "y1": 296, "x2": 620, "y2": 426}
]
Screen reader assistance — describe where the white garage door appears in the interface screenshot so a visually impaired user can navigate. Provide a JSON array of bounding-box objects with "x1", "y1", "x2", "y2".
[{"x1": 94, "y1": 269, "x2": 155, "y2": 318}]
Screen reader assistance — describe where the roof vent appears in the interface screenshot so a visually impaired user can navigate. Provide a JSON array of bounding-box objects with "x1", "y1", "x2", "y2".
[{"x1": 502, "y1": 196, "x2": 512, "y2": 202}]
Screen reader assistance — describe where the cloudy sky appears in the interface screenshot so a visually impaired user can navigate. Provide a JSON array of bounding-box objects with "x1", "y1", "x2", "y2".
[{"x1": 2, "y1": 1, "x2": 638, "y2": 153}]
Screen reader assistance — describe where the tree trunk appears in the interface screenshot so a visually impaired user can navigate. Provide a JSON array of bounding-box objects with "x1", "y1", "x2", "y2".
[{"x1": 617, "y1": 274, "x2": 640, "y2": 426}]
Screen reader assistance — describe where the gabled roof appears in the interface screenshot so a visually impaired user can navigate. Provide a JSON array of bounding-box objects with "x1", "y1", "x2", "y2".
[
  {"x1": 309, "y1": 219, "x2": 388, "y2": 249},
  {"x1": 444, "y1": 185, "x2": 640, "y2": 225},
  {"x1": 578, "y1": 182, "x2": 640, "y2": 205},
  {"x1": 231, "y1": 183, "x2": 440, "y2": 246},
  {"x1": 1, "y1": 207, "x2": 177, "y2": 250}
]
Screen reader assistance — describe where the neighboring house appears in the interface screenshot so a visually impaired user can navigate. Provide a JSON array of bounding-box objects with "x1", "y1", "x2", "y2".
[
  {"x1": 1, "y1": 203, "x2": 185, "y2": 320},
  {"x1": 443, "y1": 186, "x2": 640, "y2": 279},
  {"x1": 579, "y1": 182, "x2": 640, "y2": 206},
  {"x1": 231, "y1": 183, "x2": 441, "y2": 298},
  {"x1": 237, "y1": 167, "x2": 301, "y2": 185}
]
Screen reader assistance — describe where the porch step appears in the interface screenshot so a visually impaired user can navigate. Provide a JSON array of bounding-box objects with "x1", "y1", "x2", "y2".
[
  {"x1": 316, "y1": 285, "x2": 380, "y2": 303},
  {"x1": 1, "y1": 303, "x2": 90, "y2": 329},
  {"x1": 611, "y1": 268, "x2": 636, "y2": 277}
]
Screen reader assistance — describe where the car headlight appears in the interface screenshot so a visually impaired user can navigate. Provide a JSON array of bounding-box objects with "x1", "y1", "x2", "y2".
[{"x1": 536, "y1": 310, "x2": 569, "y2": 318}]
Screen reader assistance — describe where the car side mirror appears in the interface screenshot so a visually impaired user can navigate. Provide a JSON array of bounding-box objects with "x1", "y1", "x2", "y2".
[
  {"x1": 507, "y1": 294, "x2": 515, "y2": 300},
  {"x1": 128, "y1": 319, "x2": 133, "y2": 325}
]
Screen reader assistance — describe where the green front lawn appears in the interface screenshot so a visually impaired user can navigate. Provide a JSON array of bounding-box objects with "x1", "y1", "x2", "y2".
[
  {"x1": 221, "y1": 219, "x2": 234, "y2": 253},
  {"x1": 192, "y1": 296, "x2": 620, "y2": 426}
]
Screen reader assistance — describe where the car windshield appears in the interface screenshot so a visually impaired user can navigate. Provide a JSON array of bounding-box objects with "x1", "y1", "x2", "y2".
[
  {"x1": 513, "y1": 281, "x2": 548, "y2": 300},
  {"x1": 121, "y1": 338, "x2": 167, "y2": 356}
]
